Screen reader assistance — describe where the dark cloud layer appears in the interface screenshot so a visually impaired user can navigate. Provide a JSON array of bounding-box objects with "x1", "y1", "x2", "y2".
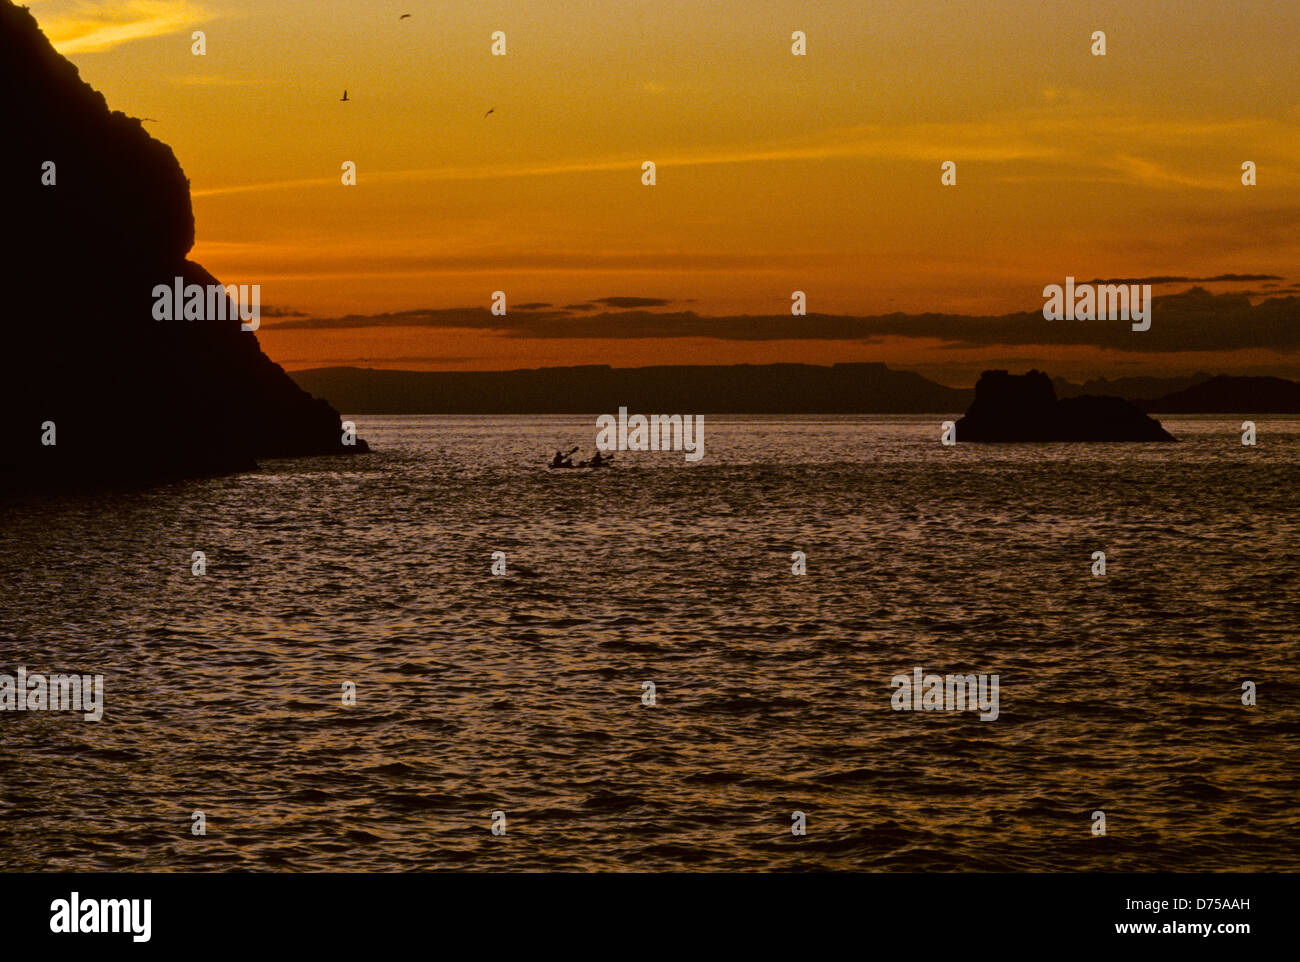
[
  {"x1": 267, "y1": 288, "x2": 1300, "y2": 354},
  {"x1": 1079, "y1": 273, "x2": 1283, "y2": 285},
  {"x1": 271, "y1": 307, "x2": 503, "y2": 330},
  {"x1": 591, "y1": 297, "x2": 673, "y2": 308}
]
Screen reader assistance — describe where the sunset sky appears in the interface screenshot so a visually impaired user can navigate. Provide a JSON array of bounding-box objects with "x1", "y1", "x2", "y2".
[{"x1": 28, "y1": 0, "x2": 1300, "y2": 382}]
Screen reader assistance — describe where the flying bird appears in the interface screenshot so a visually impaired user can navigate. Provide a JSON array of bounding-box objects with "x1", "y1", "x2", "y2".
[
  {"x1": 341, "y1": 90, "x2": 349, "y2": 102},
  {"x1": 141, "y1": 118, "x2": 158, "y2": 123},
  {"x1": 400, "y1": 13, "x2": 411, "y2": 18},
  {"x1": 484, "y1": 108, "x2": 494, "y2": 117}
]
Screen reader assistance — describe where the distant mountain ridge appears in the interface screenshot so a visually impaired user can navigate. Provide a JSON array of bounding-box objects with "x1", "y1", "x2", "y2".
[
  {"x1": 289, "y1": 363, "x2": 975, "y2": 414},
  {"x1": 1141, "y1": 376, "x2": 1300, "y2": 413},
  {"x1": 290, "y1": 364, "x2": 1300, "y2": 415},
  {"x1": 1052, "y1": 373, "x2": 1217, "y2": 400}
]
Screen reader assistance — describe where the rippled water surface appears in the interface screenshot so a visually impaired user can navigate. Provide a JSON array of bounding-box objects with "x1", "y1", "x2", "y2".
[{"x1": 2, "y1": 415, "x2": 1297, "y2": 871}]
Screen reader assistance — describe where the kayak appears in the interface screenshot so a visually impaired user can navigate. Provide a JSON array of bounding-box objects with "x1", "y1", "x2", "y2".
[{"x1": 547, "y1": 459, "x2": 614, "y2": 469}]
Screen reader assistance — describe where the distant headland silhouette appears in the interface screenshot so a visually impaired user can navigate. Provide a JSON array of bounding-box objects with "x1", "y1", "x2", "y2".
[
  {"x1": 0, "y1": 0, "x2": 365, "y2": 490},
  {"x1": 289, "y1": 364, "x2": 1299, "y2": 418}
]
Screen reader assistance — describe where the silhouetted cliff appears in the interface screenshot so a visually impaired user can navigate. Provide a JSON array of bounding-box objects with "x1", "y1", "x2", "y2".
[
  {"x1": 955, "y1": 370, "x2": 1175, "y2": 441},
  {"x1": 1, "y1": 0, "x2": 365, "y2": 488}
]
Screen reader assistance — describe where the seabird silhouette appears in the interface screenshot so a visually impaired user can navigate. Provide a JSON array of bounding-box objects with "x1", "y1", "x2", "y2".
[
  {"x1": 400, "y1": 13, "x2": 411, "y2": 18},
  {"x1": 341, "y1": 90, "x2": 349, "y2": 102},
  {"x1": 141, "y1": 118, "x2": 158, "y2": 123},
  {"x1": 484, "y1": 107, "x2": 494, "y2": 117}
]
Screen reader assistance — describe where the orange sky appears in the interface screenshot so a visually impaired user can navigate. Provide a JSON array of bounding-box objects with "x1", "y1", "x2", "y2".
[{"x1": 30, "y1": 0, "x2": 1300, "y2": 382}]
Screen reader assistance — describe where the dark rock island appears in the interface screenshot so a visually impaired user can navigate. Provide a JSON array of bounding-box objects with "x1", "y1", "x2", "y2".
[
  {"x1": 1, "y1": 0, "x2": 365, "y2": 489},
  {"x1": 955, "y1": 370, "x2": 1176, "y2": 442}
]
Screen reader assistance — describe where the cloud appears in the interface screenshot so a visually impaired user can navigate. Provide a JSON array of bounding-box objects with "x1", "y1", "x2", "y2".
[
  {"x1": 191, "y1": 105, "x2": 1300, "y2": 198},
  {"x1": 591, "y1": 297, "x2": 673, "y2": 308},
  {"x1": 266, "y1": 288, "x2": 1300, "y2": 355},
  {"x1": 36, "y1": 1, "x2": 210, "y2": 54},
  {"x1": 168, "y1": 74, "x2": 255, "y2": 87},
  {"x1": 280, "y1": 356, "x2": 484, "y2": 367},
  {"x1": 1080, "y1": 274, "x2": 1284, "y2": 285},
  {"x1": 269, "y1": 308, "x2": 503, "y2": 331}
]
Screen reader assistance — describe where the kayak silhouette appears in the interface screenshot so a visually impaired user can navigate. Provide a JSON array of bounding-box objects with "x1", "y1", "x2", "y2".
[{"x1": 547, "y1": 448, "x2": 615, "y2": 469}]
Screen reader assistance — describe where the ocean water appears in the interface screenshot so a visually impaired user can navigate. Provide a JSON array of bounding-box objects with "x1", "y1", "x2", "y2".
[{"x1": 1, "y1": 415, "x2": 1296, "y2": 872}]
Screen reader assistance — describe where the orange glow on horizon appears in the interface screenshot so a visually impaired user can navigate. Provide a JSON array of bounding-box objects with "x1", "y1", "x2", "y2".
[{"x1": 33, "y1": 0, "x2": 1300, "y2": 378}]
